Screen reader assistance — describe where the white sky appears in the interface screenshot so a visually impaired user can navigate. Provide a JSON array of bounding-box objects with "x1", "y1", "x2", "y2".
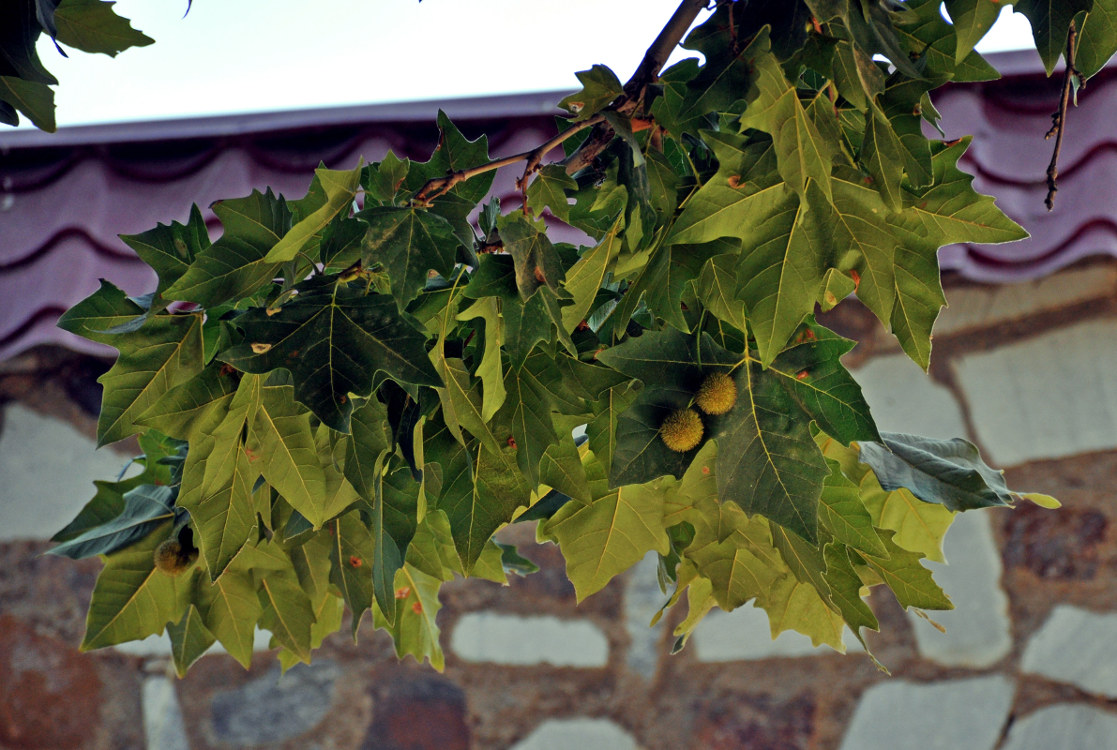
[{"x1": 31, "y1": 1, "x2": 1035, "y2": 129}]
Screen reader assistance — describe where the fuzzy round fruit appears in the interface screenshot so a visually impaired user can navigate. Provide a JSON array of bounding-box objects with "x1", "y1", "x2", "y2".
[
  {"x1": 153, "y1": 539, "x2": 195, "y2": 576},
  {"x1": 695, "y1": 372, "x2": 737, "y2": 415},
  {"x1": 660, "y1": 408, "x2": 704, "y2": 452}
]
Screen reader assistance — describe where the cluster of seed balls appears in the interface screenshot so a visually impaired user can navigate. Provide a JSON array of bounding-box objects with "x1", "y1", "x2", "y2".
[{"x1": 659, "y1": 371, "x2": 737, "y2": 452}]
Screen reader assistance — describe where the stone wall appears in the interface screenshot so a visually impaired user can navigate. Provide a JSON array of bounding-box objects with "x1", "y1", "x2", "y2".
[{"x1": 1, "y1": 259, "x2": 1115, "y2": 750}]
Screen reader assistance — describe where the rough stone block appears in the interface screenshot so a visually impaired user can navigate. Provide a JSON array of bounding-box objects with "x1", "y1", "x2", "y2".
[
  {"x1": 1021, "y1": 605, "x2": 1117, "y2": 698},
  {"x1": 935, "y1": 266, "x2": 1117, "y2": 337},
  {"x1": 142, "y1": 674, "x2": 190, "y2": 750},
  {"x1": 0, "y1": 614, "x2": 104, "y2": 750},
  {"x1": 623, "y1": 553, "x2": 667, "y2": 679},
  {"x1": 838, "y1": 675, "x2": 1015, "y2": 750},
  {"x1": 210, "y1": 660, "x2": 340, "y2": 745},
  {"x1": 510, "y1": 718, "x2": 641, "y2": 750},
  {"x1": 1000, "y1": 704, "x2": 1117, "y2": 750},
  {"x1": 1002, "y1": 502, "x2": 1108, "y2": 580},
  {"x1": 0, "y1": 404, "x2": 136, "y2": 541},
  {"x1": 907, "y1": 511, "x2": 1013, "y2": 668},
  {"x1": 952, "y1": 319, "x2": 1117, "y2": 466},
  {"x1": 362, "y1": 674, "x2": 469, "y2": 750},
  {"x1": 851, "y1": 354, "x2": 969, "y2": 439},
  {"x1": 450, "y1": 613, "x2": 609, "y2": 667}
]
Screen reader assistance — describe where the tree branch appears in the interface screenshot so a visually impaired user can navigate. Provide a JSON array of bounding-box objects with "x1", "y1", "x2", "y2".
[
  {"x1": 414, "y1": 114, "x2": 604, "y2": 204},
  {"x1": 1045, "y1": 20, "x2": 1082, "y2": 212},
  {"x1": 563, "y1": 0, "x2": 709, "y2": 175},
  {"x1": 413, "y1": 0, "x2": 707, "y2": 199}
]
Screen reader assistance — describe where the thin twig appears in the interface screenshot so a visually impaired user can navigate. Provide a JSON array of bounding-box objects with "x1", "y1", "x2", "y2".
[
  {"x1": 1045, "y1": 20, "x2": 1079, "y2": 211},
  {"x1": 563, "y1": 0, "x2": 709, "y2": 175},
  {"x1": 414, "y1": 115, "x2": 604, "y2": 204},
  {"x1": 414, "y1": 0, "x2": 707, "y2": 200}
]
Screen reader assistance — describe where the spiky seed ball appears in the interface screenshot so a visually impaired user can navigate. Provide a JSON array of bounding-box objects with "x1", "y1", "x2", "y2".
[
  {"x1": 153, "y1": 539, "x2": 195, "y2": 576},
  {"x1": 660, "y1": 408, "x2": 704, "y2": 453},
  {"x1": 695, "y1": 372, "x2": 737, "y2": 415}
]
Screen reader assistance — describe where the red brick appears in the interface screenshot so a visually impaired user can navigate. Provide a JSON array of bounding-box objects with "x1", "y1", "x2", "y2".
[{"x1": 0, "y1": 615, "x2": 103, "y2": 750}]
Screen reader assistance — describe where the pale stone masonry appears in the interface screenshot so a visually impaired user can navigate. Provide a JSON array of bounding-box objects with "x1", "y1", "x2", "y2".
[
  {"x1": 509, "y1": 718, "x2": 642, "y2": 750},
  {"x1": 450, "y1": 613, "x2": 610, "y2": 667},
  {"x1": 953, "y1": 319, "x2": 1117, "y2": 467},
  {"x1": 838, "y1": 676, "x2": 1016, "y2": 750},
  {"x1": 1000, "y1": 704, "x2": 1117, "y2": 750},
  {"x1": 3, "y1": 262, "x2": 1117, "y2": 748},
  {"x1": 1021, "y1": 605, "x2": 1117, "y2": 698}
]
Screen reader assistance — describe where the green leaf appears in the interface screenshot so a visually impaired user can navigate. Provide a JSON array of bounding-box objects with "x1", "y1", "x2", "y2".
[
  {"x1": 560, "y1": 221, "x2": 622, "y2": 333},
  {"x1": 245, "y1": 385, "x2": 327, "y2": 526},
  {"x1": 359, "y1": 206, "x2": 459, "y2": 309},
  {"x1": 499, "y1": 359, "x2": 561, "y2": 488},
  {"x1": 666, "y1": 132, "x2": 786, "y2": 247},
  {"x1": 818, "y1": 460, "x2": 887, "y2": 557},
  {"x1": 257, "y1": 563, "x2": 316, "y2": 664},
  {"x1": 371, "y1": 459, "x2": 420, "y2": 626},
  {"x1": 859, "y1": 531, "x2": 953, "y2": 610},
  {"x1": 823, "y1": 543, "x2": 879, "y2": 634},
  {"x1": 51, "y1": 0, "x2": 152, "y2": 56},
  {"x1": 0, "y1": 76, "x2": 54, "y2": 131},
  {"x1": 48, "y1": 484, "x2": 174, "y2": 559},
  {"x1": 135, "y1": 363, "x2": 240, "y2": 440},
  {"x1": 682, "y1": 498, "x2": 785, "y2": 610},
  {"x1": 94, "y1": 313, "x2": 205, "y2": 447},
  {"x1": 559, "y1": 64, "x2": 623, "y2": 120},
  {"x1": 266, "y1": 162, "x2": 363, "y2": 263},
  {"x1": 438, "y1": 438, "x2": 532, "y2": 570},
  {"x1": 457, "y1": 296, "x2": 507, "y2": 419},
  {"x1": 120, "y1": 205, "x2": 210, "y2": 306},
  {"x1": 892, "y1": 0, "x2": 1000, "y2": 82},
  {"x1": 328, "y1": 511, "x2": 376, "y2": 636},
  {"x1": 738, "y1": 32, "x2": 835, "y2": 198},
  {"x1": 767, "y1": 321, "x2": 880, "y2": 445},
  {"x1": 526, "y1": 164, "x2": 577, "y2": 222},
  {"x1": 735, "y1": 185, "x2": 829, "y2": 366},
  {"x1": 82, "y1": 525, "x2": 191, "y2": 650},
  {"x1": 220, "y1": 275, "x2": 440, "y2": 432},
  {"x1": 51, "y1": 475, "x2": 142, "y2": 543},
  {"x1": 193, "y1": 566, "x2": 260, "y2": 668},
  {"x1": 713, "y1": 355, "x2": 829, "y2": 543},
  {"x1": 756, "y1": 573, "x2": 846, "y2": 651},
  {"x1": 945, "y1": 0, "x2": 1004, "y2": 63},
  {"x1": 375, "y1": 563, "x2": 445, "y2": 670},
  {"x1": 431, "y1": 356, "x2": 501, "y2": 453},
  {"x1": 1076, "y1": 0, "x2": 1117, "y2": 78},
  {"x1": 827, "y1": 175, "x2": 897, "y2": 324},
  {"x1": 898, "y1": 138, "x2": 1029, "y2": 247},
  {"x1": 342, "y1": 397, "x2": 392, "y2": 501},
  {"x1": 165, "y1": 189, "x2": 292, "y2": 307},
  {"x1": 499, "y1": 215, "x2": 566, "y2": 300},
  {"x1": 56, "y1": 280, "x2": 142, "y2": 344},
  {"x1": 820, "y1": 435, "x2": 956, "y2": 562},
  {"x1": 167, "y1": 605, "x2": 216, "y2": 677},
  {"x1": 406, "y1": 111, "x2": 494, "y2": 204},
  {"x1": 1016, "y1": 0, "x2": 1093, "y2": 73},
  {"x1": 539, "y1": 453, "x2": 670, "y2": 602},
  {"x1": 858, "y1": 432, "x2": 1016, "y2": 512},
  {"x1": 177, "y1": 429, "x2": 257, "y2": 580}
]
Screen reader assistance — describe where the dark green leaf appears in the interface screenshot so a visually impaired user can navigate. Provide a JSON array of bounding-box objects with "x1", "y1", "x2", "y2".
[
  {"x1": 48, "y1": 484, "x2": 174, "y2": 559},
  {"x1": 858, "y1": 432, "x2": 1016, "y2": 511},
  {"x1": 220, "y1": 276, "x2": 440, "y2": 432},
  {"x1": 51, "y1": 0, "x2": 152, "y2": 56},
  {"x1": 359, "y1": 206, "x2": 459, "y2": 308}
]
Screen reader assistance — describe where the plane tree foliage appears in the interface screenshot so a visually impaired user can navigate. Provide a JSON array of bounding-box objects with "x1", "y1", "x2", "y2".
[{"x1": 16, "y1": 0, "x2": 1111, "y2": 674}]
